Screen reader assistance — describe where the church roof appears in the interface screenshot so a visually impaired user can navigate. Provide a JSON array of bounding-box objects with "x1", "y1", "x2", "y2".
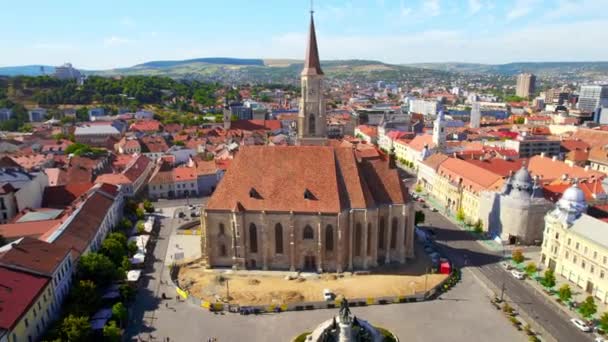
[
  {"x1": 206, "y1": 146, "x2": 406, "y2": 214},
  {"x1": 301, "y1": 13, "x2": 324, "y2": 76}
]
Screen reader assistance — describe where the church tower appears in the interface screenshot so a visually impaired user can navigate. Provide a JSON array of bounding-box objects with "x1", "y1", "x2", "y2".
[
  {"x1": 432, "y1": 110, "x2": 446, "y2": 151},
  {"x1": 297, "y1": 10, "x2": 327, "y2": 146}
]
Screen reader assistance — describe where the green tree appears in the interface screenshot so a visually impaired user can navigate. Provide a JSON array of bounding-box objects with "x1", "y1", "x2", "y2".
[
  {"x1": 598, "y1": 312, "x2": 608, "y2": 331},
  {"x1": 127, "y1": 240, "x2": 138, "y2": 256},
  {"x1": 119, "y1": 218, "x2": 133, "y2": 231},
  {"x1": 456, "y1": 208, "x2": 465, "y2": 222},
  {"x1": 102, "y1": 321, "x2": 122, "y2": 342},
  {"x1": 143, "y1": 199, "x2": 154, "y2": 213},
  {"x1": 541, "y1": 269, "x2": 556, "y2": 289},
  {"x1": 60, "y1": 315, "x2": 91, "y2": 342},
  {"x1": 415, "y1": 210, "x2": 425, "y2": 225},
  {"x1": 524, "y1": 262, "x2": 537, "y2": 276},
  {"x1": 557, "y1": 284, "x2": 572, "y2": 303},
  {"x1": 119, "y1": 283, "x2": 136, "y2": 302},
  {"x1": 112, "y1": 302, "x2": 128, "y2": 328},
  {"x1": 135, "y1": 207, "x2": 145, "y2": 220},
  {"x1": 68, "y1": 280, "x2": 100, "y2": 316},
  {"x1": 136, "y1": 221, "x2": 146, "y2": 235},
  {"x1": 101, "y1": 237, "x2": 127, "y2": 266},
  {"x1": 473, "y1": 220, "x2": 483, "y2": 233},
  {"x1": 78, "y1": 252, "x2": 117, "y2": 285},
  {"x1": 579, "y1": 296, "x2": 598, "y2": 319},
  {"x1": 415, "y1": 184, "x2": 422, "y2": 193},
  {"x1": 512, "y1": 249, "x2": 524, "y2": 264}
]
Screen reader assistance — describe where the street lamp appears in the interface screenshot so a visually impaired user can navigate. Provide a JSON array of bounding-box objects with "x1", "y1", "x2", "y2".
[{"x1": 494, "y1": 235, "x2": 507, "y2": 302}]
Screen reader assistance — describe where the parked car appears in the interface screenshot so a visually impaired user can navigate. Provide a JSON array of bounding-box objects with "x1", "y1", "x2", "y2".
[
  {"x1": 431, "y1": 207, "x2": 438, "y2": 212},
  {"x1": 323, "y1": 289, "x2": 334, "y2": 301},
  {"x1": 501, "y1": 261, "x2": 513, "y2": 270},
  {"x1": 511, "y1": 270, "x2": 526, "y2": 280},
  {"x1": 178, "y1": 212, "x2": 186, "y2": 218},
  {"x1": 570, "y1": 318, "x2": 592, "y2": 332}
]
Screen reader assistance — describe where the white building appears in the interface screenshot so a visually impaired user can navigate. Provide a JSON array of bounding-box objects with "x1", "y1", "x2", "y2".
[
  {"x1": 408, "y1": 99, "x2": 440, "y2": 116},
  {"x1": 470, "y1": 102, "x2": 481, "y2": 128}
]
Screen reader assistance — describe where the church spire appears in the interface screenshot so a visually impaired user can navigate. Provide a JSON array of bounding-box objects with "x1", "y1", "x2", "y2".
[{"x1": 301, "y1": 10, "x2": 324, "y2": 76}]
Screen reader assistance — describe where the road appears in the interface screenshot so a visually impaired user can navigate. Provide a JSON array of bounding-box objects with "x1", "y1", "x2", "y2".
[{"x1": 417, "y1": 201, "x2": 593, "y2": 342}]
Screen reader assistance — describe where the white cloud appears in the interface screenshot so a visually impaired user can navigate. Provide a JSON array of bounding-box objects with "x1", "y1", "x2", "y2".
[
  {"x1": 399, "y1": 0, "x2": 412, "y2": 17},
  {"x1": 423, "y1": 0, "x2": 441, "y2": 16},
  {"x1": 103, "y1": 36, "x2": 132, "y2": 47},
  {"x1": 468, "y1": 0, "x2": 482, "y2": 14},
  {"x1": 507, "y1": 0, "x2": 539, "y2": 21}
]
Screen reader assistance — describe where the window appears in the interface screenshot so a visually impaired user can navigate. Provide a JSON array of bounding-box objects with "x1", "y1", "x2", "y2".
[
  {"x1": 25, "y1": 318, "x2": 29, "y2": 327},
  {"x1": 249, "y1": 223, "x2": 258, "y2": 253},
  {"x1": 378, "y1": 218, "x2": 385, "y2": 249},
  {"x1": 594, "y1": 251, "x2": 598, "y2": 259},
  {"x1": 325, "y1": 225, "x2": 334, "y2": 252},
  {"x1": 591, "y1": 266, "x2": 595, "y2": 274},
  {"x1": 582, "y1": 261, "x2": 586, "y2": 269},
  {"x1": 574, "y1": 256, "x2": 578, "y2": 263},
  {"x1": 391, "y1": 218, "x2": 398, "y2": 249},
  {"x1": 303, "y1": 225, "x2": 314, "y2": 240},
  {"x1": 219, "y1": 223, "x2": 225, "y2": 236},
  {"x1": 604, "y1": 256, "x2": 607, "y2": 265},
  {"x1": 576, "y1": 242, "x2": 579, "y2": 250},
  {"x1": 220, "y1": 244, "x2": 227, "y2": 257},
  {"x1": 275, "y1": 223, "x2": 284, "y2": 254},
  {"x1": 555, "y1": 232, "x2": 559, "y2": 239},
  {"x1": 354, "y1": 223, "x2": 362, "y2": 256},
  {"x1": 308, "y1": 114, "x2": 316, "y2": 134},
  {"x1": 367, "y1": 223, "x2": 372, "y2": 256},
  {"x1": 584, "y1": 246, "x2": 588, "y2": 254},
  {"x1": 601, "y1": 271, "x2": 605, "y2": 279},
  {"x1": 565, "y1": 251, "x2": 569, "y2": 259}
]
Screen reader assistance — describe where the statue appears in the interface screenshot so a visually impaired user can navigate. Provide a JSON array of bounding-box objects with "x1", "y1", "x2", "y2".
[{"x1": 339, "y1": 298, "x2": 352, "y2": 324}]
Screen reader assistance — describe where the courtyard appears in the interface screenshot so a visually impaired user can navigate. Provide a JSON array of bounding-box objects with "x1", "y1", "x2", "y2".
[{"x1": 178, "y1": 256, "x2": 447, "y2": 306}]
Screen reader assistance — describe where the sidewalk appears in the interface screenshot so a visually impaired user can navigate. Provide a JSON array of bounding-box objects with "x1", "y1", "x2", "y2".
[{"x1": 417, "y1": 190, "x2": 503, "y2": 253}]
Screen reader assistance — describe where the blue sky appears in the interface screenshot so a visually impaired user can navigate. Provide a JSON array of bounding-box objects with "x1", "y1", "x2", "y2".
[{"x1": 1, "y1": 0, "x2": 607, "y2": 69}]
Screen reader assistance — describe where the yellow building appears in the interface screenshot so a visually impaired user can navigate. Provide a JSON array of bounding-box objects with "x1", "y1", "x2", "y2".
[
  {"x1": 541, "y1": 184, "x2": 608, "y2": 303},
  {"x1": 0, "y1": 266, "x2": 53, "y2": 342}
]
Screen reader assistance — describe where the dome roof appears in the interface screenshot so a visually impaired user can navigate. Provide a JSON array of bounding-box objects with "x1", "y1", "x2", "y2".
[
  {"x1": 513, "y1": 166, "x2": 533, "y2": 184},
  {"x1": 562, "y1": 183, "x2": 585, "y2": 203}
]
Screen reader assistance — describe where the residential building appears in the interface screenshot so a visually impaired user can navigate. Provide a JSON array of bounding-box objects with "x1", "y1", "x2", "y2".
[
  {"x1": 516, "y1": 73, "x2": 536, "y2": 98},
  {"x1": 201, "y1": 145, "x2": 414, "y2": 272},
  {"x1": 53, "y1": 63, "x2": 82, "y2": 80},
  {"x1": 354, "y1": 125, "x2": 378, "y2": 145},
  {"x1": 74, "y1": 123, "x2": 122, "y2": 146},
  {"x1": 504, "y1": 134, "x2": 561, "y2": 158},
  {"x1": 539, "y1": 183, "x2": 608, "y2": 303},
  {"x1": 148, "y1": 164, "x2": 198, "y2": 199},
  {"x1": 578, "y1": 85, "x2": 608, "y2": 114},
  {"x1": 417, "y1": 153, "x2": 448, "y2": 194},
  {"x1": 408, "y1": 99, "x2": 440, "y2": 116},
  {"x1": 140, "y1": 136, "x2": 169, "y2": 161},
  {"x1": 115, "y1": 137, "x2": 141, "y2": 155},
  {"x1": 28, "y1": 108, "x2": 47, "y2": 122},
  {"x1": 297, "y1": 12, "x2": 326, "y2": 146},
  {"x1": 0, "y1": 108, "x2": 12, "y2": 122},
  {"x1": 0, "y1": 237, "x2": 73, "y2": 320},
  {"x1": 95, "y1": 154, "x2": 153, "y2": 196},
  {"x1": 0, "y1": 266, "x2": 52, "y2": 342}
]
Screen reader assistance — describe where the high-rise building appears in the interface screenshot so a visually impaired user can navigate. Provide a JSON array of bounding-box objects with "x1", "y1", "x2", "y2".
[
  {"x1": 432, "y1": 110, "x2": 446, "y2": 151},
  {"x1": 297, "y1": 10, "x2": 326, "y2": 146},
  {"x1": 53, "y1": 63, "x2": 82, "y2": 80},
  {"x1": 470, "y1": 102, "x2": 481, "y2": 128},
  {"x1": 516, "y1": 73, "x2": 536, "y2": 98},
  {"x1": 578, "y1": 84, "x2": 608, "y2": 114}
]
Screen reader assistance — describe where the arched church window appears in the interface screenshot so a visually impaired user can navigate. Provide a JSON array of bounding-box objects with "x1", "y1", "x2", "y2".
[
  {"x1": 249, "y1": 223, "x2": 258, "y2": 253},
  {"x1": 275, "y1": 223, "x2": 284, "y2": 254},
  {"x1": 220, "y1": 244, "x2": 227, "y2": 257},
  {"x1": 219, "y1": 223, "x2": 225, "y2": 236},
  {"x1": 391, "y1": 218, "x2": 398, "y2": 249},
  {"x1": 308, "y1": 115, "x2": 316, "y2": 134},
  {"x1": 325, "y1": 225, "x2": 334, "y2": 252},
  {"x1": 303, "y1": 225, "x2": 314, "y2": 240},
  {"x1": 378, "y1": 218, "x2": 385, "y2": 249},
  {"x1": 355, "y1": 223, "x2": 362, "y2": 256}
]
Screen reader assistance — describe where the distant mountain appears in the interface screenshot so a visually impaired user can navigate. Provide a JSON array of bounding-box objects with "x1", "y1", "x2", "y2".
[
  {"x1": 0, "y1": 65, "x2": 55, "y2": 76},
  {"x1": 406, "y1": 61, "x2": 608, "y2": 77},
  {"x1": 91, "y1": 58, "x2": 452, "y2": 84}
]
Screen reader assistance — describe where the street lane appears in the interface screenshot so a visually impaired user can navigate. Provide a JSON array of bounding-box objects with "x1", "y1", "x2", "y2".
[{"x1": 416, "y1": 201, "x2": 592, "y2": 342}]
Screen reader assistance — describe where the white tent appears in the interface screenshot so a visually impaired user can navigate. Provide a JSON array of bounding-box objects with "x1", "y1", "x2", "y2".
[
  {"x1": 128, "y1": 235, "x2": 150, "y2": 253},
  {"x1": 130, "y1": 252, "x2": 146, "y2": 265},
  {"x1": 127, "y1": 270, "x2": 142, "y2": 282}
]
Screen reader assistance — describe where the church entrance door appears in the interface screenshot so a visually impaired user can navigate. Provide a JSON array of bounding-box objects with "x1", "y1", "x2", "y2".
[{"x1": 304, "y1": 255, "x2": 316, "y2": 271}]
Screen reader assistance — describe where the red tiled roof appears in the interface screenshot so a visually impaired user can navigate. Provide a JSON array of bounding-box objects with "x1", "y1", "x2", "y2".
[
  {"x1": 407, "y1": 134, "x2": 435, "y2": 152},
  {"x1": 174, "y1": 167, "x2": 197, "y2": 181},
  {"x1": 544, "y1": 180, "x2": 606, "y2": 202},
  {"x1": 0, "y1": 266, "x2": 49, "y2": 330},
  {"x1": 130, "y1": 120, "x2": 162, "y2": 132},
  {"x1": 438, "y1": 157, "x2": 503, "y2": 193},
  {"x1": 42, "y1": 182, "x2": 93, "y2": 208},
  {"x1": 140, "y1": 136, "x2": 169, "y2": 153},
  {"x1": 0, "y1": 237, "x2": 70, "y2": 275},
  {"x1": 561, "y1": 139, "x2": 590, "y2": 152},
  {"x1": 463, "y1": 158, "x2": 526, "y2": 178},
  {"x1": 356, "y1": 125, "x2": 378, "y2": 138},
  {"x1": 0, "y1": 219, "x2": 63, "y2": 240},
  {"x1": 230, "y1": 120, "x2": 282, "y2": 131},
  {"x1": 528, "y1": 155, "x2": 604, "y2": 182}
]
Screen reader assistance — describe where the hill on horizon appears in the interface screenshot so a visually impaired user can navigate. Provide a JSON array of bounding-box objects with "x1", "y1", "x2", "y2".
[{"x1": 406, "y1": 61, "x2": 608, "y2": 77}]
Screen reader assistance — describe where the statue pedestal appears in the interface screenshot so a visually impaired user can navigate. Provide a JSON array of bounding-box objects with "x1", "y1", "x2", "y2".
[{"x1": 338, "y1": 321, "x2": 353, "y2": 342}]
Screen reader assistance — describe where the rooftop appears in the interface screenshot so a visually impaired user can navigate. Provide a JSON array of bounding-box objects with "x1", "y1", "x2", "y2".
[{"x1": 0, "y1": 266, "x2": 49, "y2": 330}]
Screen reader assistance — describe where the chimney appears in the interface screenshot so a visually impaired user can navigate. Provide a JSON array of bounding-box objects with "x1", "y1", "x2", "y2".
[
  {"x1": 585, "y1": 165, "x2": 590, "y2": 171},
  {"x1": 562, "y1": 173, "x2": 568, "y2": 180},
  {"x1": 552, "y1": 155, "x2": 557, "y2": 162},
  {"x1": 540, "y1": 152, "x2": 546, "y2": 158}
]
